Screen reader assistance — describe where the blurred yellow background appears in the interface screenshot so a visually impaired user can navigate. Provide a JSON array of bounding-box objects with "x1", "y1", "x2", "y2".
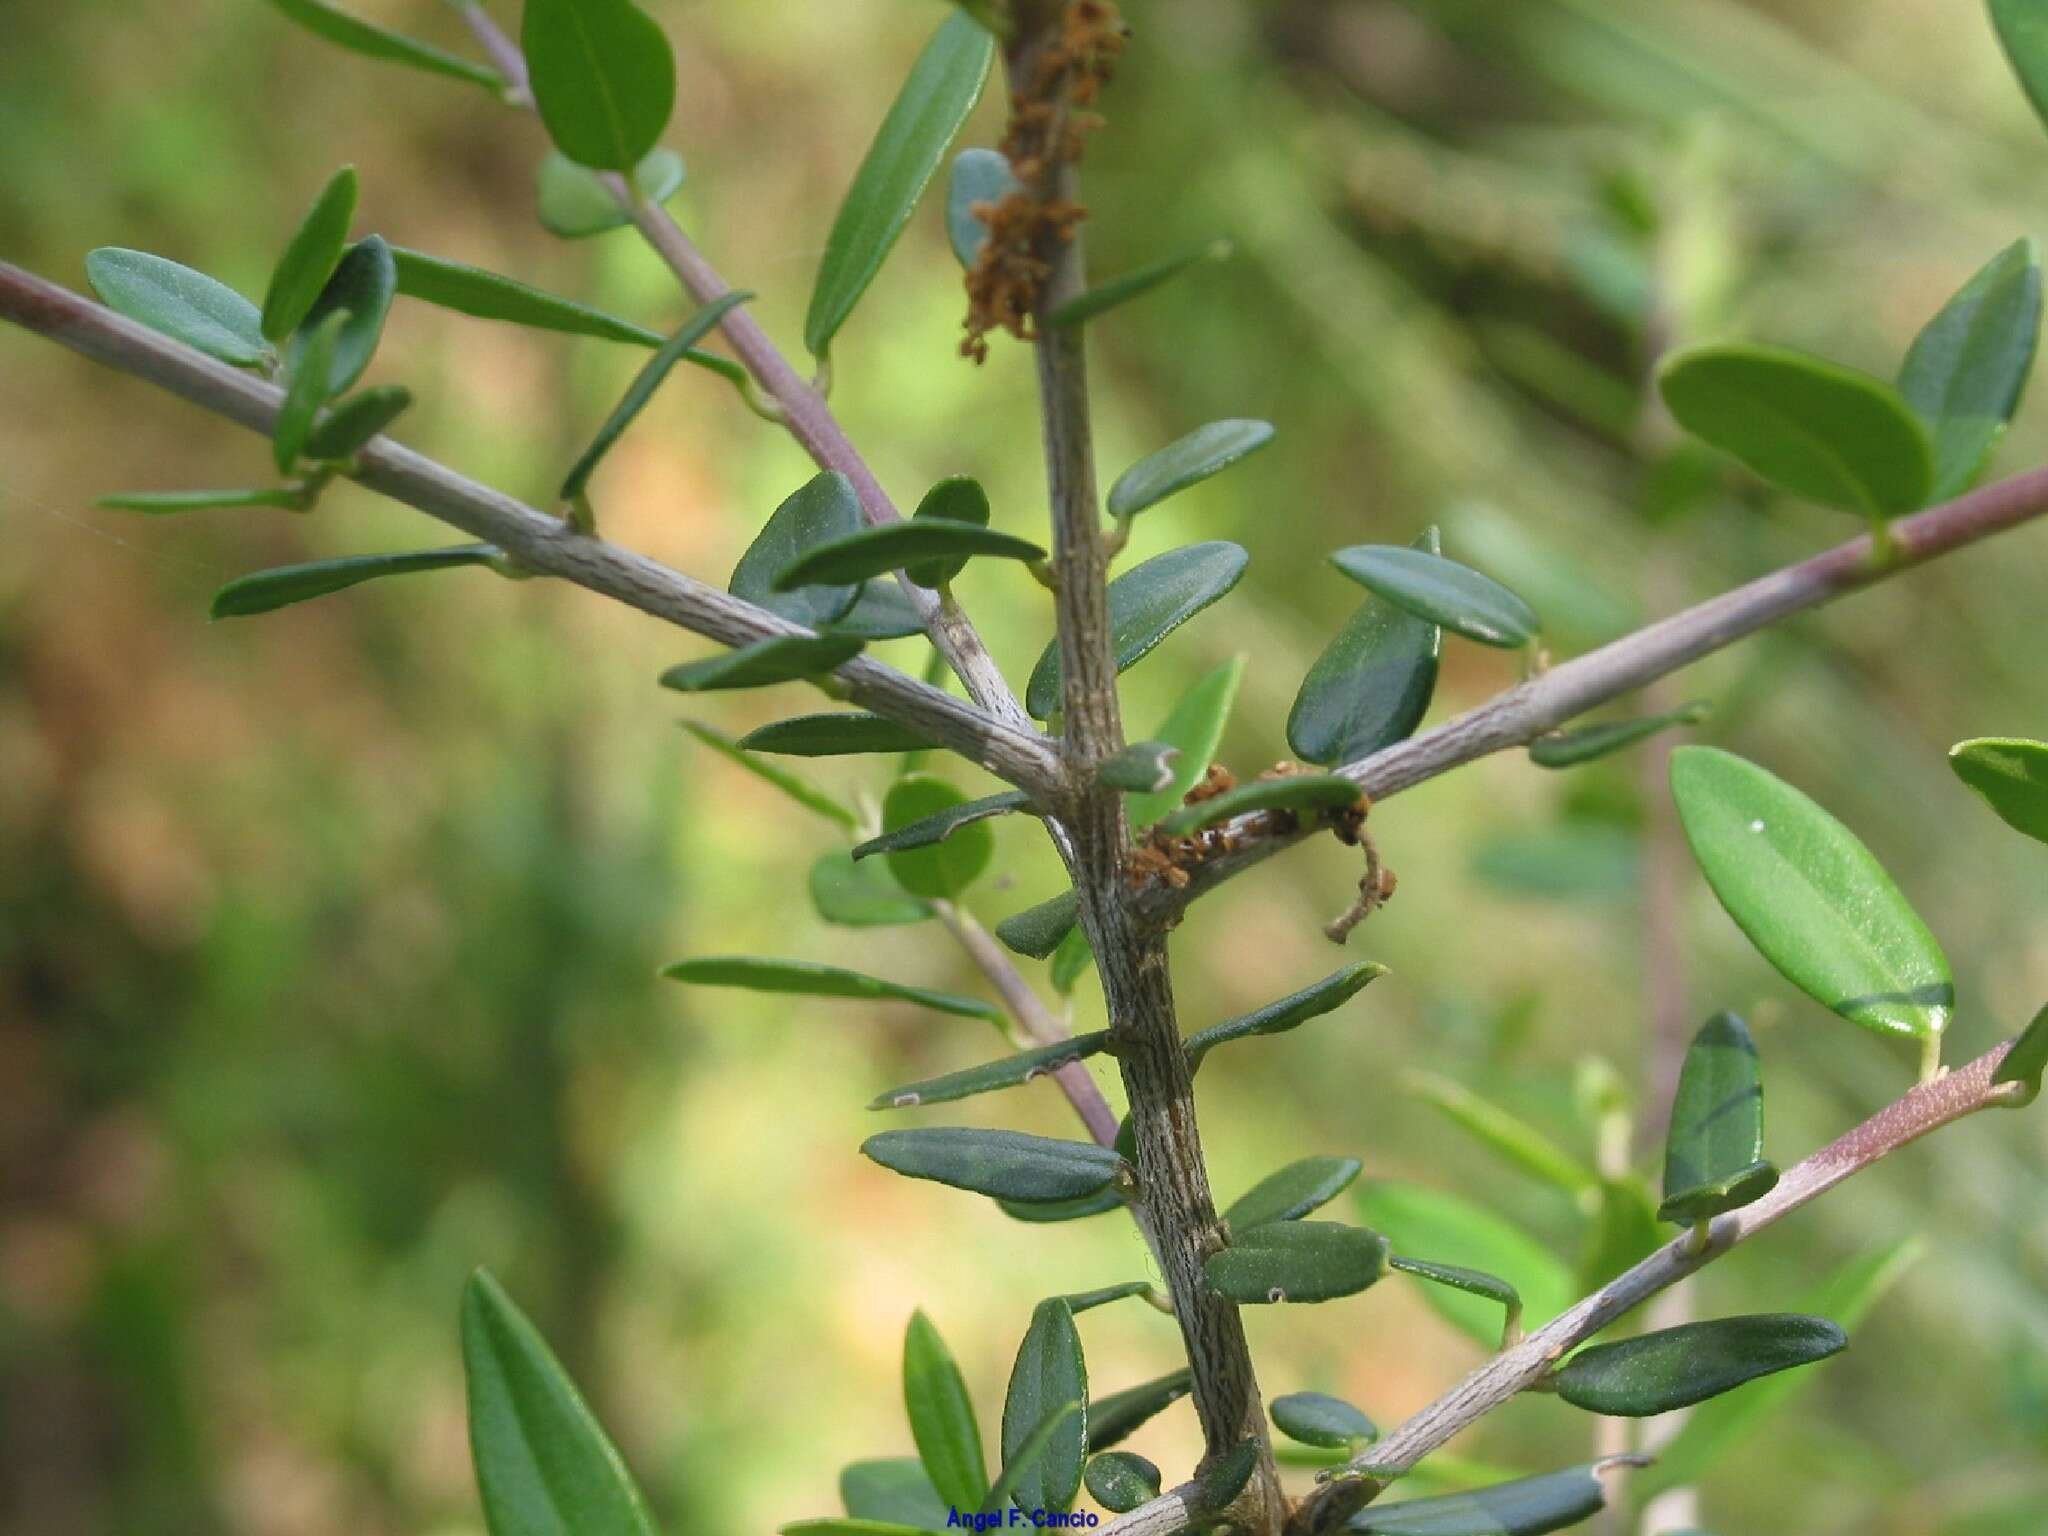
[{"x1": 2, "y1": 2, "x2": 2045, "y2": 1534}]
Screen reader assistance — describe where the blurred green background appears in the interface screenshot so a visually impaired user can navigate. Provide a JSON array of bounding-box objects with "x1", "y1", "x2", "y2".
[{"x1": 3, "y1": 2, "x2": 2046, "y2": 1533}]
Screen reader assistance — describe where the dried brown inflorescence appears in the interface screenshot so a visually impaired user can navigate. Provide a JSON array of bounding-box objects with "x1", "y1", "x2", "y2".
[{"x1": 1128, "y1": 763, "x2": 1379, "y2": 903}]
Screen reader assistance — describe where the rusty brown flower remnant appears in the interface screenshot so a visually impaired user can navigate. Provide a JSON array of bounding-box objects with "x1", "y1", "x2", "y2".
[{"x1": 961, "y1": 0, "x2": 1129, "y2": 362}]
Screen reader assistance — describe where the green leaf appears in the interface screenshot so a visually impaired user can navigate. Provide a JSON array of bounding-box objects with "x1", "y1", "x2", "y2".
[
  {"x1": 1151, "y1": 773, "x2": 1367, "y2": 839},
  {"x1": 1084, "y1": 1452, "x2": 1161, "y2": 1513},
  {"x1": 985, "y1": 1402, "x2": 1084, "y2": 1517},
  {"x1": 1899, "y1": 238, "x2": 2042, "y2": 500},
  {"x1": 1289, "y1": 528, "x2": 1442, "y2": 767},
  {"x1": 1204, "y1": 1221, "x2": 1390, "y2": 1304},
  {"x1": 1949, "y1": 736, "x2": 2048, "y2": 844},
  {"x1": 1047, "y1": 238, "x2": 1232, "y2": 328},
  {"x1": 662, "y1": 956, "x2": 997, "y2": 1021},
  {"x1": 288, "y1": 234, "x2": 397, "y2": 394},
  {"x1": 994, "y1": 890, "x2": 1079, "y2": 959},
  {"x1": 99, "y1": 488, "x2": 306, "y2": 514},
  {"x1": 461, "y1": 1270, "x2": 656, "y2": 1536},
  {"x1": 264, "y1": 0, "x2": 504, "y2": 93},
  {"x1": 1048, "y1": 927, "x2": 1094, "y2": 997},
  {"x1": 863, "y1": 1128, "x2": 1128, "y2": 1203},
  {"x1": 774, "y1": 522, "x2": 1045, "y2": 591},
  {"x1": 1670, "y1": 747, "x2": 1954, "y2": 1043},
  {"x1": 1107, "y1": 420, "x2": 1276, "y2": 521},
  {"x1": 1350, "y1": 1460, "x2": 1634, "y2": 1536},
  {"x1": 1098, "y1": 741, "x2": 1181, "y2": 794},
  {"x1": 1551, "y1": 1315, "x2": 1846, "y2": 1417},
  {"x1": 840, "y1": 1460, "x2": 952, "y2": 1531},
  {"x1": 1656, "y1": 343, "x2": 1932, "y2": 517},
  {"x1": 1356, "y1": 1183, "x2": 1574, "y2": 1348},
  {"x1": 905, "y1": 477, "x2": 994, "y2": 588},
  {"x1": 1402, "y1": 1072, "x2": 1598, "y2": 1198},
  {"x1": 806, "y1": 13, "x2": 995, "y2": 356},
  {"x1": 391, "y1": 247, "x2": 663, "y2": 347},
  {"x1": 684, "y1": 721, "x2": 855, "y2": 829},
  {"x1": 1527, "y1": 703, "x2": 1711, "y2": 770},
  {"x1": 1125, "y1": 655, "x2": 1246, "y2": 825},
  {"x1": 1026, "y1": 543, "x2": 1249, "y2": 719},
  {"x1": 272, "y1": 308, "x2": 346, "y2": 471},
  {"x1": 904, "y1": 1311, "x2": 988, "y2": 1513},
  {"x1": 1223, "y1": 1157, "x2": 1363, "y2": 1230},
  {"x1": 827, "y1": 582, "x2": 931, "y2": 641},
  {"x1": 1196, "y1": 1442, "x2": 1260, "y2": 1511},
  {"x1": 810, "y1": 849, "x2": 934, "y2": 927},
  {"x1": 1388, "y1": 1257, "x2": 1521, "y2": 1341},
  {"x1": 1658, "y1": 1012, "x2": 1778, "y2": 1224},
  {"x1": 211, "y1": 543, "x2": 499, "y2": 618},
  {"x1": 1571, "y1": 1176, "x2": 1663, "y2": 1296},
  {"x1": 1270, "y1": 1392, "x2": 1376, "y2": 1450},
  {"x1": 85, "y1": 249, "x2": 270, "y2": 368},
  {"x1": 998, "y1": 1188, "x2": 1126, "y2": 1224},
  {"x1": 522, "y1": 0, "x2": 675, "y2": 171},
  {"x1": 882, "y1": 775, "x2": 996, "y2": 899},
  {"x1": 732, "y1": 472, "x2": 867, "y2": 629},
  {"x1": 658, "y1": 634, "x2": 864, "y2": 693},
  {"x1": 1993, "y1": 0, "x2": 2048, "y2": 136},
  {"x1": 1001, "y1": 1300, "x2": 1087, "y2": 1514},
  {"x1": 1329, "y1": 545, "x2": 1538, "y2": 649},
  {"x1": 871, "y1": 1032, "x2": 1112, "y2": 1111},
  {"x1": 1995, "y1": 1002, "x2": 2048, "y2": 1102},
  {"x1": 1086, "y1": 1370, "x2": 1192, "y2": 1451},
  {"x1": 261, "y1": 166, "x2": 358, "y2": 342},
  {"x1": 854, "y1": 792, "x2": 1030, "y2": 861},
  {"x1": 1058, "y1": 1282, "x2": 1154, "y2": 1315},
  {"x1": 537, "y1": 148, "x2": 687, "y2": 238},
  {"x1": 562, "y1": 291, "x2": 754, "y2": 499},
  {"x1": 739, "y1": 713, "x2": 936, "y2": 757},
  {"x1": 303, "y1": 383, "x2": 413, "y2": 460},
  {"x1": 1184, "y1": 963, "x2": 1386, "y2": 1072},
  {"x1": 946, "y1": 148, "x2": 1020, "y2": 267}
]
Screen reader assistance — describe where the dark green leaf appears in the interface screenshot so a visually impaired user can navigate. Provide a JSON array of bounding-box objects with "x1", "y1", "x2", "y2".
[
  {"x1": 1184, "y1": 963, "x2": 1386, "y2": 1071},
  {"x1": 272, "y1": 308, "x2": 346, "y2": 471},
  {"x1": 807, "y1": 13, "x2": 994, "y2": 356},
  {"x1": 732, "y1": 471, "x2": 866, "y2": 628},
  {"x1": 864, "y1": 1128, "x2": 1128, "y2": 1203},
  {"x1": 1086, "y1": 1370, "x2": 1192, "y2": 1451},
  {"x1": 840, "y1": 1460, "x2": 952, "y2": 1531},
  {"x1": 871, "y1": 1032, "x2": 1112, "y2": 1111},
  {"x1": 1204, "y1": 1221, "x2": 1390, "y2": 1304},
  {"x1": 1107, "y1": 419, "x2": 1276, "y2": 521},
  {"x1": 211, "y1": 543, "x2": 498, "y2": 618},
  {"x1": 854, "y1": 792, "x2": 1030, "y2": 862},
  {"x1": 1388, "y1": 1257, "x2": 1521, "y2": 1340},
  {"x1": 289, "y1": 234, "x2": 396, "y2": 394},
  {"x1": 1994, "y1": 1002, "x2": 2048, "y2": 1102},
  {"x1": 684, "y1": 721, "x2": 855, "y2": 829},
  {"x1": 906, "y1": 477, "x2": 993, "y2": 588},
  {"x1": 1349, "y1": 1459, "x2": 1637, "y2": 1536},
  {"x1": 303, "y1": 383, "x2": 413, "y2": 460},
  {"x1": 1993, "y1": 0, "x2": 2048, "y2": 136},
  {"x1": 810, "y1": 849, "x2": 934, "y2": 927},
  {"x1": 1126, "y1": 655, "x2": 1246, "y2": 824},
  {"x1": 1329, "y1": 545, "x2": 1538, "y2": 649},
  {"x1": 827, "y1": 581, "x2": 931, "y2": 640},
  {"x1": 946, "y1": 147, "x2": 1021, "y2": 267},
  {"x1": 1196, "y1": 1442, "x2": 1260, "y2": 1511},
  {"x1": 1048, "y1": 239, "x2": 1232, "y2": 329},
  {"x1": 537, "y1": 148, "x2": 687, "y2": 238},
  {"x1": 1528, "y1": 703, "x2": 1711, "y2": 770},
  {"x1": 1151, "y1": 773, "x2": 1365, "y2": 839},
  {"x1": 904, "y1": 1311, "x2": 988, "y2": 1513},
  {"x1": 265, "y1": 0, "x2": 504, "y2": 92},
  {"x1": 662, "y1": 956, "x2": 997, "y2": 1021},
  {"x1": 883, "y1": 775, "x2": 995, "y2": 899},
  {"x1": 1658, "y1": 1012, "x2": 1778, "y2": 1224},
  {"x1": 739, "y1": 712, "x2": 936, "y2": 757},
  {"x1": 1899, "y1": 238, "x2": 2042, "y2": 500},
  {"x1": 995, "y1": 890, "x2": 1079, "y2": 959},
  {"x1": 1084, "y1": 1452, "x2": 1161, "y2": 1513},
  {"x1": 522, "y1": 0, "x2": 675, "y2": 171},
  {"x1": 461, "y1": 1269, "x2": 657, "y2": 1536},
  {"x1": 391, "y1": 247, "x2": 663, "y2": 346},
  {"x1": 985, "y1": 1402, "x2": 1083, "y2": 1517},
  {"x1": 1223, "y1": 1157, "x2": 1363, "y2": 1230},
  {"x1": 562, "y1": 291, "x2": 754, "y2": 499},
  {"x1": 658, "y1": 634, "x2": 864, "y2": 693},
  {"x1": 1001, "y1": 1300, "x2": 1087, "y2": 1514},
  {"x1": 774, "y1": 522, "x2": 1045, "y2": 591},
  {"x1": 1657, "y1": 343, "x2": 1931, "y2": 516},
  {"x1": 1048, "y1": 926, "x2": 1094, "y2": 997},
  {"x1": 261, "y1": 166, "x2": 358, "y2": 342},
  {"x1": 1551, "y1": 1315, "x2": 1846, "y2": 1417},
  {"x1": 1670, "y1": 747, "x2": 1953, "y2": 1044},
  {"x1": 84, "y1": 249, "x2": 269, "y2": 368},
  {"x1": 1269, "y1": 1392, "x2": 1376, "y2": 1450},
  {"x1": 99, "y1": 488, "x2": 305, "y2": 514},
  {"x1": 1949, "y1": 736, "x2": 2048, "y2": 844},
  {"x1": 1290, "y1": 528, "x2": 1442, "y2": 767},
  {"x1": 1059, "y1": 1282, "x2": 1154, "y2": 1315},
  {"x1": 998, "y1": 1188, "x2": 1126, "y2": 1224},
  {"x1": 1026, "y1": 542, "x2": 1249, "y2": 719},
  {"x1": 1402, "y1": 1072, "x2": 1598, "y2": 1198},
  {"x1": 1099, "y1": 741, "x2": 1181, "y2": 794},
  {"x1": 1356, "y1": 1184, "x2": 1573, "y2": 1348}
]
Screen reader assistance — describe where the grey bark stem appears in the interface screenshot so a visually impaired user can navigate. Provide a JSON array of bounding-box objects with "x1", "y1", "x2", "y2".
[{"x1": 0, "y1": 262, "x2": 1060, "y2": 798}]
